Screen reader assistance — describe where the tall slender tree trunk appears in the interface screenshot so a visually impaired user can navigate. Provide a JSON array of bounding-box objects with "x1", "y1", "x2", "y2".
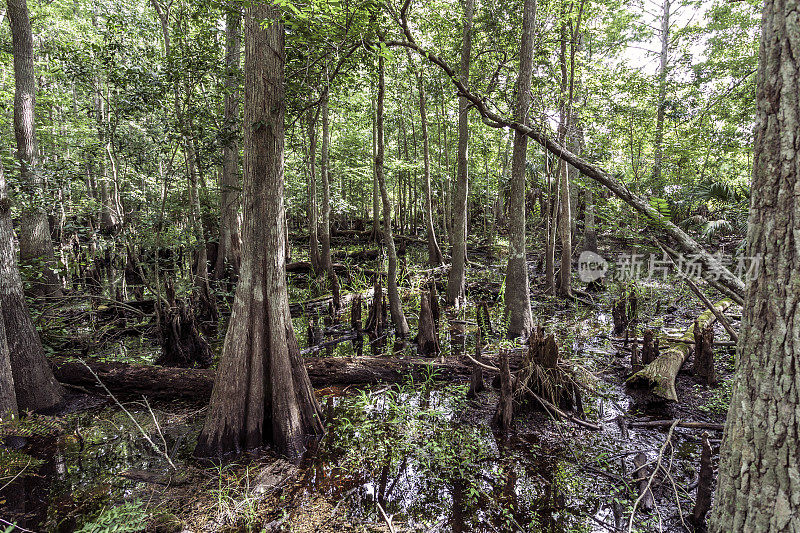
[
  {"x1": 7, "y1": 0, "x2": 62, "y2": 298},
  {"x1": 319, "y1": 91, "x2": 340, "y2": 305},
  {"x1": 308, "y1": 110, "x2": 322, "y2": 270},
  {"x1": 92, "y1": 71, "x2": 119, "y2": 234},
  {"x1": 710, "y1": 1, "x2": 800, "y2": 529},
  {"x1": 185, "y1": 113, "x2": 211, "y2": 296},
  {"x1": 583, "y1": 185, "x2": 597, "y2": 253},
  {"x1": 195, "y1": 3, "x2": 323, "y2": 459},
  {"x1": 652, "y1": 0, "x2": 670, "y2": 184},
  {"x1": 320, "y1": 93, "x2": 333, "y2": 272},
  {"x1": 215, "y1": 4, "x2": 242, "y2": 277},
  {"x1": 370, "y1": 101, "x2": 380, "y2": 241},
  {"x1": 376, "y1": 54, "x2": 410, "y2": 338},
  {"x1": 412, "y1": 61, "x2": 443, "y2": 266},
  {"x1": 445, "y1": 0, "x2": 474, "y2": 307},
  {"x1": 0, "y1": 162, "x2": 64, "y2": 413},
  {"x1": 556, "y1": 3, "x2": 583, "y2": 298},
  {"x1": 440, "y1": 90, "x2": 453, "y2": 246},
  {"x1": 544, "y1": 158, "x2": 558, "y2": 295},
  {"x1": 504, "y1": 0, "x2": 535, "y2": 338},
  {"x1": 151, "y1": 0, "x2": 211, "y2": 299}
]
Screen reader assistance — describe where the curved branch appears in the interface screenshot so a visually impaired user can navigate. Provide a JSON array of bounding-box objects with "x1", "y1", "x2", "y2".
[{"x1": 382, "y1": 8, "x2": 745, "y2": 299}]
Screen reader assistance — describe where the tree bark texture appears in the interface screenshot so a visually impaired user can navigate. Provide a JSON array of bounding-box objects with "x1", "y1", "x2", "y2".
[
  {"x1": 0, "y1": 162, "x2": 65, "y2": 413},
  {"x1": 195, "y1": 4, "x2": 323, "y2": 460},
  {"x1": 7, "y1": 0, "x2": 62, "y2": 298},
  {"x1": 711, "y1": 1, "x2": 800, "y2": 529},
  {"x1": 445, "y1": 0, "x2": 474, "y2": 307},
  {"x1": 504, "y1": 0, "x2": 535, "y2": 339}
]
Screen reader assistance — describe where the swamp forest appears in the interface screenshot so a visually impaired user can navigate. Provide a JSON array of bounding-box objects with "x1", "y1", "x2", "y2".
[{"x1": 0, "y1": 0, "x2": 798, "y2": 530}]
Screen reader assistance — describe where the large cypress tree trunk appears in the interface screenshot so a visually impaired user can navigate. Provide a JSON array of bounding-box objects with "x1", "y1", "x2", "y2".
[
  {"x1": 7, "y1": 0, "x2": 62, "y2": 298},
  {"x1": 195, "y1": 3, "x2": 323, "y2": 460},
  {"x1": 376, "y1": 54, "x2": 410, "y2": 338},
  {"x1": 445, "y1": 0, "x2": 474, "y2": 307},
  {"x1": 710, "y1": 1, "x2": 800, "y2": 530},
  {"x1": 215, "y1": 4, "x2": 242, "y2": 277},
  {"x1": 504, "y1": 0, "x2": 535, "y2": 339},
  {"x1": 0, "y1": 163, "x2": 65, "y2": 413}
]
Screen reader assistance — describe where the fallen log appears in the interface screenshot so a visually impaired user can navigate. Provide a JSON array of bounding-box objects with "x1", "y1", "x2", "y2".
[
  {"x1": 628, "y1": 419, "x2": 724, "y2": 431},
  {"x1": 50, "y1": 355, "x2": 473, "y2": 403},
  {"x1": 627, "y1": 299, "x2": 732, "y2": 401}
]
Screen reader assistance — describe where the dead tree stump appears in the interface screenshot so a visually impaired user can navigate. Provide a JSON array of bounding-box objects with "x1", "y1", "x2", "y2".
[
  {"x1": 632, "y1": 452, "x2": 655, "y2": 512},
  {"x1": 612, "y1": 298, "x2": 628, "y2": 336},
  {"x1": 519, "y1": 327, "x2": 581, "y2": 411},
  {"x1": 529, "y1": 326, "x2": 559, "y2": 369},
  {"x1": 427, "y1": 278, "x2": 440, "y2": 322},
  {"x1": 365, "y1": 277, "x2": 386, "y2": 335},
  {"x1": 693, "y1": 323, "x2": 716, "y2": 386},
  {"x1": 631, "y1": 341, "x2": 642, "y2": 373},
  {"x1": 492, "y1": 350, "x2": 513, "y2": 431},
  {"x1": 467, "y1": 327, "x2": 486, "y2": 399},
  {"x1": 156, "y1": 280, "x2": 214, "y2": 369},
  {"x1": 613, "y1": 290, "x2": 638, "y2": 336},
  {"x1": 477, "y1": 301, "x2": 494, "y2": 336},
  {"x1": 691, "y1": 432, "x2": 713, "y2": 530},
  {"x1": 307, "y1": 314, "x2": 324, "y2": 346},
  {"x1": 642, "y1": 329, "x2": 660, "y2": 365},
  {"x1": 351, "y1": 295, "x2": 362, "y2": 332},
  {"x1": 417, "y1": 290, "x2": 440, "y2": 355}
]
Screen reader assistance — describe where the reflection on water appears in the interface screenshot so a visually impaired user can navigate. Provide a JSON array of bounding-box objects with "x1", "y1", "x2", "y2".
[
  {"x1": 303, "y1": 383, "x2": 612, "y2": 532},
  {"x1": 1, "y1": 407, "x2": 202, "y2": 531}
]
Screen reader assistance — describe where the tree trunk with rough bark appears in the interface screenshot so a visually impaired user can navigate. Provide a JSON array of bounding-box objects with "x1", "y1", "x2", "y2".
[
  {"x1": 215, "y1": 4, "x2": 242, "y2": 277},
  {"x1": 445, "y1": 0, "x2": 474, "y2": 307},
  {"x1": 375, "y1": 54, "x2": 410, "y2": 338},
  {"x1": 504, "y1": 0, "x2": 535, "y2": 339},
  {"x1": 0, "y1": 307, "x2": 16, "y2": 420},
  {"x1": 0, "y1": 162, "x2": 65, "y2": 413},
  {"x1": 195, "y1": 4, "x2": 323, "y2": 460},
  {"x1": 711, "y1": 2, "x2": 800, "y2": 529},
  {"x1": 7, "y1": 0, "x2": 62, "y2": 298}
]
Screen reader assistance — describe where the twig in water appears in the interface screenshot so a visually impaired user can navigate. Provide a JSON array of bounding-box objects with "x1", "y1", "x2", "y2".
[
  {"x1": 0, "y1": 458, "x2": 31, "y2": 493},
  {"x1": 376, "y1": 501, "x2": 397, "y2": 533},
  {"x1": 79, "y1": 359, "x2": 176, "y2": 470},
  {"x1": 627, "y1": 421, "x2": 678, "y2": 533}
]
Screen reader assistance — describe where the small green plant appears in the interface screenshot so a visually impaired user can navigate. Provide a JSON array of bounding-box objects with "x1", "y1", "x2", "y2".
[
  {"x1": 74, "y1": 501, "x2": 148, "y2": 533},
  {"x1": 699, "y1": 379, "x2": 734, "y2": 416}
]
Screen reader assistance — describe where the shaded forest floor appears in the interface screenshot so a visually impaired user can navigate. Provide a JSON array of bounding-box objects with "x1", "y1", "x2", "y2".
[{"x1": 0, "y1": 230, "x2": 739, "y2": 532}]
